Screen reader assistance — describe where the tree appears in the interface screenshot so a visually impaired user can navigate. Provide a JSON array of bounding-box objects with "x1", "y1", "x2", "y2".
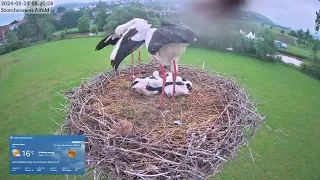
[
  {"x1": 316, "y1": 10, "x2": 320, "y2": 32},
  {"x1": 77, "y1": 15, "x2": 90, "y2": 33},
  {"x1": 94, "y1": 9, "x2": 108, "y2": 31},
  {"x1": 288, "y1": 30, "x2": 297, "y2": 37},
  {"x1": 57, "y1": 7, "x2": 66, "y2": 13},
  {"x1": 304, "y1": 29, "x2": 312, "y2": 41},
  {"x1": 87, "y1": 9, "x2": 94, "y2": 18},
  {"x1": 5, "y1": 30, "x2": 18, "y2": 43},
  {"x1": 51, "y1": 19, "x2": 61, "y2": 31},
  {"x1": 254, "y1": 28, "x2": 277, "y2": 61},
  {"x1": 312, "y1": 40, "x2": 320, "y2": 56},
  {"x1": 60, "y1": 11, "x2": 83, "y2": 29},
  {"x1": 24, "y1": 13, "x2": 54, "y2": 41},
  {"x1": 281, "y1": 29, "x2": 284, "y2": 34},
  {"x1": 16, "y1": 23, "x2": 33, "y2": 40},
  {"x1": 297, "y1": 29, "x2": 304, "y2": 40},
  {"x1": 90, "y1": 24, "x2": 98, "y2": 34},
  {"x1": 103, "y1": 5, "x2": 155, "y2": 34}
]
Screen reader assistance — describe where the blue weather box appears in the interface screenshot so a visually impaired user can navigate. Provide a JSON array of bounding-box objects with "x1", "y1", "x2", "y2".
[{"x1": 10, "y1": 135, "x2": 86, "y2": 175}]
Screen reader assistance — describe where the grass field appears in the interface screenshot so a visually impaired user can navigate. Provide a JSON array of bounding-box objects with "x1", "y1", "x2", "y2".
[
  {"x1": 53, "y1": 28, "x2": 79, "y2": 36},
  {"x1": 278, "y1": 45, "x2": 316, "y2": 60},
  {"x1": 1, "y1": 38, "x2": 320, "y2": 179}
]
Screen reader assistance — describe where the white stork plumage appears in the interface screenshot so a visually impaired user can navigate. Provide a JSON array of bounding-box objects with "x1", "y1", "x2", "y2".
[
  {"x1": 108, "y1": 20, "x2": 152, "y2": 78},
  {"x1": 95, "y1": 18, "x2": 149, "y2": 78},
  {"x1": 145, "y1": 22, "x2": 198, "y2": 108}
]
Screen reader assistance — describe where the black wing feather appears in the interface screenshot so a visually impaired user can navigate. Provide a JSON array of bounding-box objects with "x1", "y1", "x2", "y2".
[
  {"x1": 112, "y1": 28, "x2": 144, "y2": 71},
  {"x1": 146, "y1": 85, "x2": 162, "y2": 92},
  {"x1": 95, "y1": 33, "x2": 120, "y2": 51},
  {"x1": 148, "y1": 26, "x2": 197, "y2": 54}
]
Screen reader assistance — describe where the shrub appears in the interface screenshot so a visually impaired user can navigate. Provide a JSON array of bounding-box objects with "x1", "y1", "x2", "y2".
[
  {"x1": 46, "y1": 35, "x2": 53, "y2": 42},
  {"x1": 301, "y1": 57, "x2": 320, "y2": 79},
  {"x1": 77, "y1": 15, "x2": 90, "y2": 33},
  {"x1": 0, "y1": 41, "x2": 24, "y2": 55},
  {"x1": 90, "y1": 24, "x2": 98, "y2": 34},
  {"x1": 281, "y1": 29, "x2": 285, "y2": 34},
  {"x1": 60, "y1": 32, "x2": 66, "y2": 39},
  {"x1": 254, "y1": 28, "x2": 277, "y2": 61},
  {"x1": 288, "y1": 30, "x2": 297, "y2": 37}
]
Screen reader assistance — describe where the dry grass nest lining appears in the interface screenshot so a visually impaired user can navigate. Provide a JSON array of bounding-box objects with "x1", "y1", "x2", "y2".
[{"x1": 57, "y1": 62, "x2": 264, "y2": 179}]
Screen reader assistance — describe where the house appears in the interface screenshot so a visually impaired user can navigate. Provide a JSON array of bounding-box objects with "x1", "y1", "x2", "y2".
[
  {"x1": 73, "y1": 7, "x2": 81, "y2": 11},
  {"x1": 88, "y1": 4, "x2": 96, "y2": 9},
  {"x1": 246, "y1": 31, "x2": 255, "y2": 39}
]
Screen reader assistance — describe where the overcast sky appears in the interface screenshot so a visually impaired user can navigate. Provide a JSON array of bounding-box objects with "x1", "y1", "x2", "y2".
[
  {"x1": 0, "y1": 0, "x2": 319, "y2": 33},
  {"x1": 243, "y1": 0, "x2": 319, "y2": 32}
]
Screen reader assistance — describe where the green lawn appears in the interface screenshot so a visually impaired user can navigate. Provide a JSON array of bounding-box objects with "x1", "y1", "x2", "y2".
[
  {"x1": 278, "y1": 45, "x2": 315, "y2": 60},
  {"x1": 53, "y1": 28, "x2": 79, "y2": 36},
  {"x1": 1, "y1": 38, "x2": 320, "y2": 179}
]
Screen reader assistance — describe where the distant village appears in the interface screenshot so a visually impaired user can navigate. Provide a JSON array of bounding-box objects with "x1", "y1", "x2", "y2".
[{"x1": 0, "y1": 0, "x2": 184, "y2": 44}]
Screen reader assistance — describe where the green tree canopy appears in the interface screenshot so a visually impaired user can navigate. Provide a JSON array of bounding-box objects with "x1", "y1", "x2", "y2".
[
  {"x1": 254, "y1": 28, "x2": 277, "y2": 61},
  {"x1": 24, "y1": 13, "x2": 54, "y2": 41},
  {"x1": 57, "y1": 7, "x2": 66, "y2": 13},
  {"x1": 297, "y1": 29, "x2": 304, "y2": 40},
  {"x1": 77, "y1": 15, "x2": 90, "y2": 33},
  {"x1": 288, "y1": 30, "x2": 297, "y2": 37},
  {"x1": 90, "y1": 24, "x2": 98, "y2": 34},
  {"x1": 316, "y1": 10, "x2": 320, "y2": 32},
  {"x1": 281, "y1": 29, "x2": 284, "y2": 34},
  {"x1": 5, "y1": 30, "x2": 18, "y2": 43},
  {"x1": 60, "y1": 11, "x2": 83, "y2": 29},
  {"x1": 94, "y1": 9, "x2": 108, "y2": 31},
  {"x1": 103, "y1": 5, "x2": 159, "y2": 34}
]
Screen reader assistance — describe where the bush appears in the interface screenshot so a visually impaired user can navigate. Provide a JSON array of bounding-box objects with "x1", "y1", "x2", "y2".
[
  {"x1": 0, "y1": 41, "x2": 24, "y2": 55},
  {"x1": 301, "y1": 57, "x2": 320, "y2": 79},
  {"x1": 281, "y1": 29, "x2": 285, "y2": 34},
  {"x1": 254, "y1": 28, "x2": 277, "y2": 61},
  {"x1": 60, "y1": 32, "x2": 66, "y2": 39},
  {"x1": 77, "y1": 15, "x2": 90, "y2": 33},
  {"x1": 288, "y1": 30, "x2": 297, "y2": 37},
  {"x1": 90, "y1": 25, "x2": 98, "y2": 34},
  {"x1": 46, "y1": 35, "x2": 53, "y2": 42}
]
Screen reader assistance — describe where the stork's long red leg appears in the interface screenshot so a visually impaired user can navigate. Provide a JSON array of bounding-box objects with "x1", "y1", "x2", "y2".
[
  {"x1": 156, "y1": 64, "x2": 166, "y2": 109},
  {"x1": 138, "y1": 51, "x2": 141, "y2": 77},
  {"x1": 130, "y1": 53, "x2": 136, "y2": 79},
  {"x1": 171, "y1": 60, "x2": 178, "y2": 102}
]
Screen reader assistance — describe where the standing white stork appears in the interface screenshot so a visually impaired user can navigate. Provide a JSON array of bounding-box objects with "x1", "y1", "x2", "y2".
[
  {"x1": 109, "y1": 21, "x2": 152, "y2": 78},
  {"x1": 95, "y1": 18, "x2": 149, "y2": 78},
  {"x1": 145, "y1": 22, "x2": 198, "y2": 108}
]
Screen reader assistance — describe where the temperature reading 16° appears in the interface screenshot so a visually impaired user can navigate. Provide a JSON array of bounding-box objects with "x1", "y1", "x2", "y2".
[{"x1": 22, "y1": 150, "x2": 34, "y2": 157}]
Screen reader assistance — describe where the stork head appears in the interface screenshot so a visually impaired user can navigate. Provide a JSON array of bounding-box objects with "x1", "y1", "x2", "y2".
[{"x1": 115, "y1": 24, "x2": 125, "y2": 37}]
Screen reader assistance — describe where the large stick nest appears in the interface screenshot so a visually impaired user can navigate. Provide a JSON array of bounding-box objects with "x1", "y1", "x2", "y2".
[{"x1": 57, "y1": 62, "x2": 264, "y2": 179}]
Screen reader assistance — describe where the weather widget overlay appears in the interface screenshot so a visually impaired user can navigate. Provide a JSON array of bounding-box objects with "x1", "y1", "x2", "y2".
[{"x1": 10, "y1": 135, "x2": 85, "y2": 175}]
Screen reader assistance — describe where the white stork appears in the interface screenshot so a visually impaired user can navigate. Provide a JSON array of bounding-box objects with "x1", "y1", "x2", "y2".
[
  {"x1": 132, "y1": 71, "x2": 163, "y2": 96},
  {"x1": 145, "y1": 22, "x2": 198, "y2": 108},
  {"x1": 95, "y1": 18, "x2": 149, "y2": 78},
  {"x1": 108, "y1": 20, "x2": 152, "y2": 78},
  {"x1": 164, "y1": 75, "x2": 193, "y2": 98}
]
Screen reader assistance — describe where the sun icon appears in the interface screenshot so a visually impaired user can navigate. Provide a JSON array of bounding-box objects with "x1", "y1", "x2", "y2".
[
  {"x1": 68, "y1": 149, "x2": 76, "y2": 158},
  {"x1": 12, "y1": 149, "x2": 21, "y2": 157}
]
